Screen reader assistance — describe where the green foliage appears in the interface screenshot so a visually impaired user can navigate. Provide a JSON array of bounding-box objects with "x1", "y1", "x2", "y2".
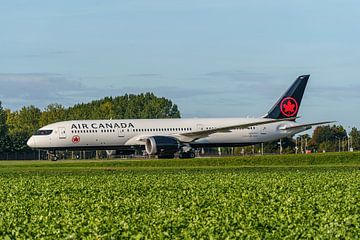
[
  {"x1": 4, "y1": 106, "x2": 41, "y2": 152},
  {"x1": 0, "y1": 101, "x2": 7, "y2": 151},
  {"x1": 66, "y1": 93, "x2": 181, "y2": 120},
  {"x1": 262, "y1": 138, "x2": 296, "y2": 154},
  {"x1": 7, "y1": 106, "x2": 41, "y2": 136},
  {"x1": 39, "y1": 103, "x2": 67, "y2": 126},
  {"x1": 0, "y1": 155, "x2": 360, "y2": 238},
  {"x1": 350, "y1": 127, "x2": 360, "y2": 150},
  {"x1": 311, "y1": 125, "x2": 348, "y2": 152},
  {"x1": 0, "y1": 101, "x2": 6, "y2": 136}
]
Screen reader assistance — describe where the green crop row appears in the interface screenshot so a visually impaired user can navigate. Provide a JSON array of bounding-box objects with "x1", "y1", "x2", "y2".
[
  {"x1": 1, "y1": 152, "x2": 360, "y2": 171},
  {"x1": 0, "y1": 162, "x2": 360, "y2": 238}
]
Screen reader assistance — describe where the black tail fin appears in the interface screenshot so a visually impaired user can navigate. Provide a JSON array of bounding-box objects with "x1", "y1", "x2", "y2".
[{"x1": 264, "y1": 75, "x2": 309, "y2": 119}]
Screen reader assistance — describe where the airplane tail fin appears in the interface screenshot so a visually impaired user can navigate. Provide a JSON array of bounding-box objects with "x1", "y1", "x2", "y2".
[{"x1": 264, "y1": 75, "x2": 309, "y2": 119}]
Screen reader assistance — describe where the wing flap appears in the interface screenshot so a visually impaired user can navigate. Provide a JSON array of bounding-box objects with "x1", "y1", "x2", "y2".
[{"x1": 281, "y1": 121, "x2": 335, "y2": 131}]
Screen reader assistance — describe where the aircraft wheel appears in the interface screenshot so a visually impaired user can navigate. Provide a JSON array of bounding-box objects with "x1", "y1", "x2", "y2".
[{"x1": 179, "y1": 152, "x2": 195, "y2": 159}]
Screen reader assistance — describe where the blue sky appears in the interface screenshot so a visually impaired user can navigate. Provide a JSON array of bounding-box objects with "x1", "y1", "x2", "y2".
[{"x1": 0, "y1": 0, "x2": 359, "y2": 129}]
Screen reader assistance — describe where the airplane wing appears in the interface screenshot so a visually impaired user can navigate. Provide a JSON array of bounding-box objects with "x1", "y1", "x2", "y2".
[
  {"x1": 280, "y1": 121, "x2": 335, "y2": 131},
  {"x1": 175, "y1": 117, "x2": 297, "y2": 142}
]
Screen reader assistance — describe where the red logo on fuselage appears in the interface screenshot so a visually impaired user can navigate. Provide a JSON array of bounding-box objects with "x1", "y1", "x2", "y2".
[
  {"x1": 280, "y1": 97, "x2": 298, "y2": 117},
  {"x1": 72, "y1": 135, "x2": 80, "y2": 144}
]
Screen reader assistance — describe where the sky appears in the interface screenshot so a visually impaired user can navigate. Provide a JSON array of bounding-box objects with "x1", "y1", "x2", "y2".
[{"x1": 0, "y1": 0, "x2": 359, "y2": 130}]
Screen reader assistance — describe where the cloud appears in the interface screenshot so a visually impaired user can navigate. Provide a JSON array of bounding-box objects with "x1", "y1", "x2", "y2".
[
  {"x1": 0, "y1": 70, "x2": 296, "y2": 111},
  {"x1": 204, "y1": 70, "x2": 269, "y2": 83},
  {"x1": 23, "y1": 50, "x2": 71, "y2": 58},
  {"x1": 0, "y1": 73, "x2": 84, "y2": 108},
  {"x1": 307, "y1": 84, "x2": 360, "y2": 102},
  {"x1": 127, "y1": 73, "x2": 162, "y2": 78},
  {"x1": 0, "y1": 73, "x2": 220, "y2": 110}
]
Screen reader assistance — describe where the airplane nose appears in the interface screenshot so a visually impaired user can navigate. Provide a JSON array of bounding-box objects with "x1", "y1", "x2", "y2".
[{"x1": 27, "y1": 137, "x2": 36, "y2": 148}]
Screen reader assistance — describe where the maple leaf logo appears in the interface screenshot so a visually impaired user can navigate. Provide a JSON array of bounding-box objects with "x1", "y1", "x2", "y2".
[
  {"x1": 280, "y1": 97, "x2": 298, "y2": 117},
  {"x1": 72, "y1": 135, "x2": 80, "y2": 144},
  {"x1": 283, "y1": 100, "x2": 295, "y2": 113}
]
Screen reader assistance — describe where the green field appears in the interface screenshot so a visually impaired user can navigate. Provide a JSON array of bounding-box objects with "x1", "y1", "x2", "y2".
[{"x1": 1, "y1": 153, "x2": 360, "y2": 239}]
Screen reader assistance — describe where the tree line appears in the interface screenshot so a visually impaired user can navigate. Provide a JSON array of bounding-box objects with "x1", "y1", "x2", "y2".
[{"x1": 0, "y1": 93, "x2": 180, "y2": 153}]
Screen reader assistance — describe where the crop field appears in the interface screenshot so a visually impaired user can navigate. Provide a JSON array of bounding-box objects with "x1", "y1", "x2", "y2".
[{"x1": 0, "y1": 153, "x2": 360, "y2": 239}]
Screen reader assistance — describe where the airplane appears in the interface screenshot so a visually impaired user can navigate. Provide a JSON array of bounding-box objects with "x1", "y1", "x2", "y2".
[{"x1": 27, "y1": 75, "x2": 333, "y2": 159}]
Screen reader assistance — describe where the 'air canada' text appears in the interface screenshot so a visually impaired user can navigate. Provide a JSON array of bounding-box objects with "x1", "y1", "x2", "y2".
[{"x1": 71, "y1": 122, "x2": 135, "y2": 130}]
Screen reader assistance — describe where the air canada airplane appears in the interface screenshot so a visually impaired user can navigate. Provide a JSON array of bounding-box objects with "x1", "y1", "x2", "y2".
[{"x1": 27, "y1": 75, "x2": 332, "y2": 159}]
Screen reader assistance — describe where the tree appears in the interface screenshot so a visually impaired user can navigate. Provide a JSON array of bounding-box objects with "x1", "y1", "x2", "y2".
[
  {"x1": 6, "y1": 106, "x2": 41, "y2": 136},
  {"x1": 310, "y1": 125, "x2": 347, "y2": 152},
  {"x1": 39, "y1": 104, "x2": 67, "y2": 126},
  {"x1": 0, "y1": 101, "x2": 7, "y2": 151},
  {"x1": 66, "y1": 93, "x2": 180, "y2": 120},
  {"x1": 311, "y1": 126, "x2": 333, "y2": 146},
  {"x1": 6, "y1": 106, "x2": 41, "y2": 152},
  {"x1": 350, "y1": 127, "x2": 360, "y2": 150}
]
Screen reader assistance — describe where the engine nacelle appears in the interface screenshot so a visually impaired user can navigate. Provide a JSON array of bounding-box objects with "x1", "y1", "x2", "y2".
[{"x1": 145, "y1": 136, "x2": 180, "y2": 155}]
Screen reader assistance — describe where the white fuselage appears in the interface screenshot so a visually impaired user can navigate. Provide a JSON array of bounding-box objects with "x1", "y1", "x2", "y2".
[{"x1": 27, "y1": 118, "x2": 307, "y2": 150}]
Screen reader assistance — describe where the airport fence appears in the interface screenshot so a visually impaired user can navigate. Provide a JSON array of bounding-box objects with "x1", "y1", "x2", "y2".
[
  {"x1": 0, "y1": 151, "x2": 45, "y2": 160},
  {"x1": 0, "y1": 150, "x2": 97, "y2": 160}
]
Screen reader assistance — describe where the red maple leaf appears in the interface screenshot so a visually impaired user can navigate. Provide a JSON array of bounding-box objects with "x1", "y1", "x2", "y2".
[
  {"x1": 283, "y1": 100, "x2": 295, "y2": 114},
  {"x1": 72, "y1": 136, "x2": 80, "y2": 143}
]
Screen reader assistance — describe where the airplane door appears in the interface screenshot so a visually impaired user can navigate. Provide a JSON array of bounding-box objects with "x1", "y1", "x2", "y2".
[
  {"x1": 59, "y1": 127, "x2": 66, "y2": 139},
  {"x1": 196, "y1": 124, "x2": 204, "y2": 131},
  {"x1": 260, "y1": 126, "x2": 267, "y2": 135},
  {"x1": 118, "y1": 129, "x2": 125, "y2": 137}
]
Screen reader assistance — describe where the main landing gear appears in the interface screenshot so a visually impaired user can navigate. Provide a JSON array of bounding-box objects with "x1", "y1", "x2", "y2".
[
  {"x1": 48, "y1": 150, "x2": 59, "y2": 161},
  {"x1": 178, "y1": 145, "x2": 196, "y2": 159},
  {"x1": 178, "y1": 151, "x2": 195, "y2": 159}
]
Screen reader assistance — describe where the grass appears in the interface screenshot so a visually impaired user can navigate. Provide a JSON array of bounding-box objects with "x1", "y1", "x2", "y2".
[{"x1": 0, "y1": 152, "x2": 360, "y2": 238}]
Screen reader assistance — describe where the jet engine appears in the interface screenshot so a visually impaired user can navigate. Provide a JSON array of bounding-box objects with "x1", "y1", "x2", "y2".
[{"x1": 145, "y1": 136, "x2": 180, "y2": 156}]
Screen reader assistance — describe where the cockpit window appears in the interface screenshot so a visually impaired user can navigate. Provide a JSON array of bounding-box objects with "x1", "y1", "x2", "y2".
[{"x1": 34, "y1": 130, "x2": 53, "y2": 135}]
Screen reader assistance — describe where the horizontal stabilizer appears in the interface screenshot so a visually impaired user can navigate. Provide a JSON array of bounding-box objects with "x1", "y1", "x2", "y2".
[{"x1": 280, "y1": 121, "x2": 336, "y2": 131}]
